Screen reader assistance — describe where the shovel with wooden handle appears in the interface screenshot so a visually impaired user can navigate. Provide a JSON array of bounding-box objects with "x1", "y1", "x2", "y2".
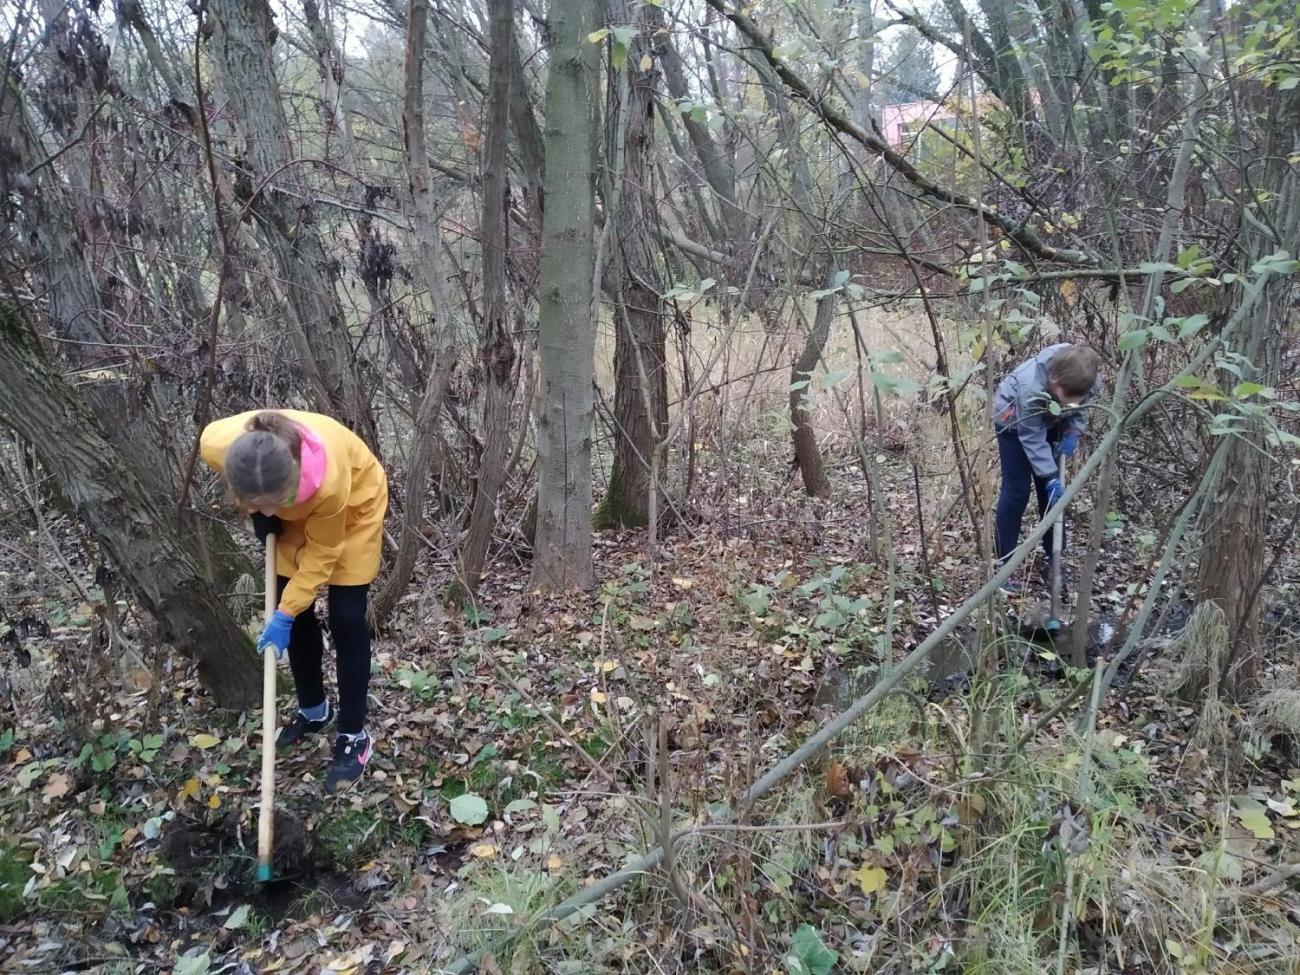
[
  {"x1": 1046, "y1": 455, "x2": 1066, "y2": 634},
  {"x1": 256, "y1": 535, "x2": 278, "y2": 883}
]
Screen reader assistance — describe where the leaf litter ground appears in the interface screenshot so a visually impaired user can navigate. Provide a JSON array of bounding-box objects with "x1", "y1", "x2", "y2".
[{"x1": 1, "y1": 447, "x2": 1298, "y2": 973}]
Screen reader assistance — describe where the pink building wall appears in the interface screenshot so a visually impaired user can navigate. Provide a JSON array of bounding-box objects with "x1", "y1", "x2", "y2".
[
  {"x1": 880, "y1": 93, "x2": 1037, "y2": 147},
  {"x1": 879, "y1": 99, "x2": 954, "y2": 147}
]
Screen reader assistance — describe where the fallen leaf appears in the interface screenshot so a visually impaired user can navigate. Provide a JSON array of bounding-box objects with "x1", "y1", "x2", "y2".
[
  {"x1": 1235, "y1": 797, "x2": 1275, "y2": 841},
  {"x1": 190, "y1": 734, "x2": 220, "y2": 749},
  {"x1": 449, "y1": 793, "x2": 489, "y2": 826},
  {"x1": 174, "y1": 950, "x2": 211, "y2": 975},
  {"x1": 484, "y1": 902, "x2": 514, "y2": 914},
  {"x1": 224, "y1": 903, "x2": 252, "y2": 930},
  {"x1": 177, "y1": 778, "x2": 200, "y2": 803},
  {"x1": 1266, "y1": 798, "x2": 1297, "y2": 818},
  {"x1": 42, "y1": 772, "x2": 71, "y2": 801},
  {"x1": 383, "y1": 943, "x2": 407, "y2": 964},
  {"x1": 469, "y1": 843, "x2": 499, "y2": 859},
  {"x1": 208, "y1": 793, "x2": 222, "y2": 809},
  {"x1": 825, "y1": 762, "x2": 851, "y2": 799},
  {"x1": 852, "y1": 863, "x2": 888, "y2": 895}
]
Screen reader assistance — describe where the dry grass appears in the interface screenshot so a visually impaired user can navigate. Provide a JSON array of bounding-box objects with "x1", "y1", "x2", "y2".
[
  {"x1": 1248, "y1": 685, "x2": 1300, "y2": 757},
  {"x1": 1167, "y1": 602, "x2": 1233, "y2": 753}
]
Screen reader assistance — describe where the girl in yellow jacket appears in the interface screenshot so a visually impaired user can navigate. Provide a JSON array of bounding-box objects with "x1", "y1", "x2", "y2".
[{"x1": 201, "y1": 410, "x2": 387, "y2": 794}]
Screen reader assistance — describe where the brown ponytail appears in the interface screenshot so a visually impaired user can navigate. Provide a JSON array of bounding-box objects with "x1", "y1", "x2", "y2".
[{"x1": 225, "y1": 411, "x2": 301, "y2": 501}]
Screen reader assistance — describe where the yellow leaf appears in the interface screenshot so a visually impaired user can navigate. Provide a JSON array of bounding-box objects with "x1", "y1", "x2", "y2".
[
  {"x1": 13, "y1": 747, "x2": 32, "y2": 763},
  {"x1": 590, "y1": 690, "x2": 608, "y2": 704},
  {"x1": 1058, "y1": 279, "x2": 1079, "y2": 307},
  {"x1": 594, "y1": 660, "x2": 619, "y2": 674},
  {"x1": 852, "y1": 863, "x2": 888, "y2": 895},
  {"x1": 178, "y1": 778, "x2": 200, "y2": 802},
  {"x1": 639, "y1": 52, "x2": 652, "y2": 71},
  {"x1": 671, "y1": 577, "x2": 694, "y2": 590},
  {"x1": 191, "y1": 734, "x2": 221, "y2": 749},
  {"x1": 208, "y1": 793, "x2": 222, "y2": 809},
  {"x1": 469, "y1": 843, "x2": 499, "y2": 859},
  {"x1": 545, "y1": 853, "x2": 564, "y2": 872}
]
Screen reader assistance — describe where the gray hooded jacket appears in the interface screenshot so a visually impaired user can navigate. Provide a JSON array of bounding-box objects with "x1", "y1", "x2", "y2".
[{"x1": 993, "y1": 344, "x2": 1101, "y2": 480}]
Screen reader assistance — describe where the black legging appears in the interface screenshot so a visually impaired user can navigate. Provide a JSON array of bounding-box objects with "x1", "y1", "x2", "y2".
[{"x1": 275, "y1": 577, "x2": 370, "y2": 736}]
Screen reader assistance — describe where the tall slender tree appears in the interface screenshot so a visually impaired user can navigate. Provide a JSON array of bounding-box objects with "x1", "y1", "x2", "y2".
[
  {"x1": 595, "y1": 0, "x2": 669, "y2": 530},
  {"x1": 531, "y1": 0, "x2": 601, "y2": 590},
  {"x1": 206, "y1": 0, "x2": 377, "y2": 446},
  {"x1": 459, "y1": 0, "x2": 517, "y2": 592}
]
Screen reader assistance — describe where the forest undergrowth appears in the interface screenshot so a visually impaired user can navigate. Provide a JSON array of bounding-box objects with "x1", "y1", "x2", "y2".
[{"x1": 2, "y1": 422, "x2": 1298, "y2": 975}]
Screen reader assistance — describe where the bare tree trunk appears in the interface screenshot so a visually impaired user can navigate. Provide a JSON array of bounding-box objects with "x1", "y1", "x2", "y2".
[
  {"x1": 457, "y1": 0, "x2": 517, "y2": 595},
  {"x1": 753, "y1": 55, "x2": 835, "y2": 497},
  {"x1": 1195, "y1": 90, "x2": 1300, "y2": 695},
  {"x1": 373, "y1": 0, "x2": 463, "y2": 619},
  {"x1": 0, "y1": 305, "x2": 258, "y2": 707},
  {"x1": 206, "y1": 0, "x2": 376, "y2": 446},
  {"x1": 298, "y1": 0, "x2": 423, "y2": 403},
  {"x1": 596, "y1": 3, "x2": 668, "y2": 530},
  {"x1": 646, "y1": 4, "x2": 768, "y2": 308},
  {"x1": 3, "y1": 68, "x2": 250, "y2": 591},
  {"x1": 790, "y1": 268, "x2": 836, "y2": 498},
  {"x1": 531, "y1": 0, "x2": 600, "y2": 591},
  {"x1": 510, "y1": 33, "x2": 547, "y2": 227},
  {"x1": 300, "y1": 0, "x2": 358, "y2": 173}
]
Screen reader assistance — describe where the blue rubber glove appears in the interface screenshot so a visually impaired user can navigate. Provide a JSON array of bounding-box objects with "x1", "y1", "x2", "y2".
[
  {"x1": 1045, "y1": 477, "x2": 1064, "y2": 508},
  {"x1": 257, "y1": 610, "x2": 294, "y2": 661},
  {"x1": 1058, "y1": 431, "x2": 1080, "y2": 458}
]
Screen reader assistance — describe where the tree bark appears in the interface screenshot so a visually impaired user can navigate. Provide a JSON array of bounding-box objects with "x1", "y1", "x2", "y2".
[
  {"x1": 790, "y1": 269, "x2": 836, "y2": 498},
  {"x1": 372, "y1": 0, "x2": 464, "y2": 620},
  {"x1": 206, "y1": 0, "x2": 376, "y2": 446},
  {"x1": 510, "y1": 32, "x2": 547, "y2": 226},
  {"x1": 1194, "y1": 90, "x2": 1300, "y2": 696},
  {"x1": 3, "y1": 66, "x2": 251, "y2": 593},
  {"x1": 647, "y1": 5, "x2": 746, "y2": 244},
  {"x1": 530, "y1": 0, "x2": 600, "y2": 591},
  {"x1": 753, "y1": 54, "x2": 835, "y2": 497},
  {"x1": 457, "y1": 0, "x2": 517, "y2": 594},
  {"x1": 595, "y1": 3, "x2": 668, "y2": 530},
  {"x1": 0, "y1": 306, "x2": 259, "y2": 707}
]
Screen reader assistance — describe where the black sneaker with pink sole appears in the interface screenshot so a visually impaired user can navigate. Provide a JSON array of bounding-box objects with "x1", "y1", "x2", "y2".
[{"x1": 325, "y1": 732, "x2": 373, "y2": 795}]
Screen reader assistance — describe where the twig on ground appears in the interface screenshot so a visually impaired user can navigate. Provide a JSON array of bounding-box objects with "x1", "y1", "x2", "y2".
[{"x1": 481, "y1": 647, "x2": 615, "y2": 787}]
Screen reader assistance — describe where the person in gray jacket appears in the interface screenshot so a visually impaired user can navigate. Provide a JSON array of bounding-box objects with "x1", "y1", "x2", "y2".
[{"x1": 993, "y1": 344, "x2": 1102, "y2": 591}]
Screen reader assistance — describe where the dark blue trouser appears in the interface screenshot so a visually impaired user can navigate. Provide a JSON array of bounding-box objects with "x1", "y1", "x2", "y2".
[{"x1": 995, "y1": 428, "x2": 1062, "y2": 565}]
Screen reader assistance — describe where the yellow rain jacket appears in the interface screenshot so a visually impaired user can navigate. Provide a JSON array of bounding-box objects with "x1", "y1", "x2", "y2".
[{"x1": 200, "y1": 410, "x2": 388, "y2": 617}]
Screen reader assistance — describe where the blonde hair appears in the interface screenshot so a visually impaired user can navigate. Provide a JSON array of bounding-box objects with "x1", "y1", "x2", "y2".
[{"x1": 224, "y1": 412, "x2": 301, "y2": 500}]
